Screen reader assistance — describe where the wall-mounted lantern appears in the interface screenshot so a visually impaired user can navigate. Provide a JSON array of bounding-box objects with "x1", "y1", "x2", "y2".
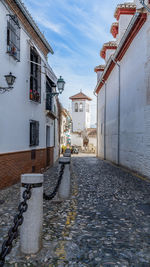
[
  {"x1": 49, "y1": 76, "x2": 65, "y2": 97},
  {"x1": 0, "y1": 72, "x2": 16, "y2": 93},
  {"x1": 57, "y1": 76, "x2": 65, "y2": 94}
]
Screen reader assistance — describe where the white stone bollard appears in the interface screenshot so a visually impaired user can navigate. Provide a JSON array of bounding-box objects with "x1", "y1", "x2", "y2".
[
  {"x1": 20, "y1": 174, "x2": 43, "y2": 254},
  {"x1": 58, "y1": 157, "x2": 71, "y2": 200}
]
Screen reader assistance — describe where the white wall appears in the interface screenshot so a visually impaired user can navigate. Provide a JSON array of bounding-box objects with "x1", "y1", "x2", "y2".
[
  {"x1": 105, "y1": 49, "x2": 116, "y2": 62},
  {"x1": 97, "y1": 71, "x2": 103, "y2": 82},
  {"x1": 0, "y1": 1, "x2": 58, "y2": 161},
  {"x1": 89, "y1": 137, "x2": 97, "y2": 147},
  {"x1": 71, "y1": 133, "x2": 82, "y2": 147},
  {"x1": 119, "y1": 19, "x2": 147, "y2": 174},
  {"x1": 118, "y1": 14, "x2": 133, "y2": 43},
  {"x1": 72, "y1": 100, "x2": 90, "y2": 132},
  {"x1": 105, "y1": 67, "x2": 118, "y2": 164},
  {"x1": 97, "y1": 13, "x2": 150, "y2": 177},
  {"x1": 97, "y1": 87, "x2": 105, "y2": 158}
]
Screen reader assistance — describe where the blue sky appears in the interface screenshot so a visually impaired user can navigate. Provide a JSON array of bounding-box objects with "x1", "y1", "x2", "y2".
[{"x1": 24, "y1": 0, "x2": 132, "y2": 125}]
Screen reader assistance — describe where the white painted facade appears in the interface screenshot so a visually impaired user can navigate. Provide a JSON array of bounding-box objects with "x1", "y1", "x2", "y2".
[
  {"x1": 71, "y1": 100, "x2": 91, "y2": 132},
  {"x1": 0, "y1": 0, "x2": 59, "y2": 161},
  {"x1": 60, "y1": 108, "x2": 72, "y2": 150},
  {"x1": 71, "y1": 133, "x2": 82, "y2": 147},
  {"x1": 95, "y1": 1, "x2": 150, "y2": 177}
]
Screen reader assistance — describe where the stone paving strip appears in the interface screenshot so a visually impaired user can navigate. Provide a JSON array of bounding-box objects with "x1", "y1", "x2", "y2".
[{"x1": 0, "y1": 156, "x2": 150, "y2": 266}]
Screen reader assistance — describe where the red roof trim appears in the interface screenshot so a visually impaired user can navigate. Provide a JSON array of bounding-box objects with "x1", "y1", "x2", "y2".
[
  {"x1": 110, "y1": 24, "x2": 118, "y2": 38},
  {"x1": 115, "y1": 7, "x2": 136, "y2": 21},
  {"x1": 100, "y1": 45, "x2": 117, "y2": 60},
  {"x1": 96, "y1": 13, "x2": 147, "y2": 94},
  {"x1": 69, "y1": 92, "x2": 92, "y2": 101},
  {"x1": 116, "y1": 13, "x2": 147, "y2": 61},
  {"x1": 94, "y1": 66, "x2": 105, "y2": 73},
  {"x1": 71, "y1": 99, "x2": 88, "y2": 101}
]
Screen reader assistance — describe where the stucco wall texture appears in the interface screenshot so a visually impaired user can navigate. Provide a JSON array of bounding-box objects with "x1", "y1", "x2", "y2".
[{"x1": 97, "y1": 9, "x2": 150, "y2": 178}]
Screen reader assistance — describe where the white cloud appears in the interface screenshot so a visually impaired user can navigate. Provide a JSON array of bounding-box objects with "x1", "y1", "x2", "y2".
[{"x1": 35, "y1": 16, "x2": 62, "y2": 34}]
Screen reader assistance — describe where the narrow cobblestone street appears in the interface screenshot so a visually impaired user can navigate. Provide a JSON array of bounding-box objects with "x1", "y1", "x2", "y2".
[{"x1": 1, "y1": 155, "x2": 150, "y2": 266}]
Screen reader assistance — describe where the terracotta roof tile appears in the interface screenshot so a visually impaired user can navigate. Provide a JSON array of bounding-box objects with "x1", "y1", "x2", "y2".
[{"x1": 69, "y1": 92, "x2": 92, "y2": 101}]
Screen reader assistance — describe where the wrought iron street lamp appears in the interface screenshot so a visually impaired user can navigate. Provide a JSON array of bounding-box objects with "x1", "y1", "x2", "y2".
[
  {"x1": 49, "y1": 76, "x2": 65, "y2": 97},
  {"x1": 57, "y1": 76, "x2": 65, "y2": 94},
  {"x1": 0, "y1": 72, "x2": 16, "y2": 93}
]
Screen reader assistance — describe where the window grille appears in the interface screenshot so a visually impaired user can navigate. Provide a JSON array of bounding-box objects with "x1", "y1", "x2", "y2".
[
  {"x1": 75, "y1": 103, "x2": 78, "y2": 112},
  {"x1": 7, "y1": 14, "x2": 20, "y2": 61},
  {"x1": 79, "y1": 103, "x2": 83, "y2": 112},
  {"x1": 46, "y1": 77, "x2": 53, "y2": 111},
  {"x1": 30, "y1": 48, "x2": 41, "y2": 102},
  {"x1": 30, "y1": 120, "x2": 39, "y2": 146}
]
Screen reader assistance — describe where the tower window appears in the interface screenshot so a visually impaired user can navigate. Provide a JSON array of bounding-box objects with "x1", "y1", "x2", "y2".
[
  {"x1": 75, "y1": 103, "x2": 78, "y2": 112},
  {"x1": 79, "y1": 103, "x2": 83, "y2": 112}
]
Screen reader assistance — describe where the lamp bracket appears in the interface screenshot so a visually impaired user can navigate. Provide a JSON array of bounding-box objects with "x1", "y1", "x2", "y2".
[{"x1": 0, "y1": 87, "x2": 13, "y2": 93}]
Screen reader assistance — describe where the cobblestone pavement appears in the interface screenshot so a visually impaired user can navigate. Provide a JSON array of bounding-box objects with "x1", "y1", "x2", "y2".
[{"x1": 1, "y1": 156, "x2": 150, "y2": 266}]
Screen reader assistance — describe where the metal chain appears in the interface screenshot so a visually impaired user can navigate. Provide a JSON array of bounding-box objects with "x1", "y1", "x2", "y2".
[
  {"x1": 43, "y1": 163, "x2": 65, "y2": 200},
  {"x1": 0, "y1": 184, "x2": 32, "y2": 267}
]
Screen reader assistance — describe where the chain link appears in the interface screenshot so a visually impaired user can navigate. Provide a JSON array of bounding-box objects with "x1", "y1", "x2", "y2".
[
  {"x1": 43, "y1": 164, "x2": 65, "y2": 200},
  {"x1": 0, "y1": 184, "x2": 32, "y2": 267}
]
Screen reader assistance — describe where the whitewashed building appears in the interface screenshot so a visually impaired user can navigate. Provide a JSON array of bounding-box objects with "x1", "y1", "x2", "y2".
[
  {"x1": 0, "y1": 0, "x2": 60, "y2": 188},
  {"x1": 60, "y1": 107, "x2": 72, "y2": 151},
  {"x1": 70, "y1": 92, "x2": 92, "y2": 132},
  {"x1": 94, "y1": 1, "x2": 150, "y2": 177},
  {"x1": 69, "y1": 92, "x2": 96, "y2": 152}
]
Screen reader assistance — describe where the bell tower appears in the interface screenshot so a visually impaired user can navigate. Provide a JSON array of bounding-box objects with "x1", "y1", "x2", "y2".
[{"x1": 69, "y1": 91, "x2": 92, "y2": 132}]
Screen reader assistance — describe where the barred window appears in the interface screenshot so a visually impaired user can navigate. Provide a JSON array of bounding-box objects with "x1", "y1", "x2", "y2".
[
  {"x1": 7, "y1": 14, "x2": 20, "y2": 61},
  {"x1": 46, "y1": 77, "x2": 54, "y2": 111},
  {"x1": 30, "y1": 120, "x2": 39, "y2": 146},
  {"x1": 79, "y1": 103, "x2": 83, "y2": 112},
  {"x1": 75, "y1": 103, "x2": 78, "y2": 112},
  {"x1": 30, "y1": 48, "x2": 41, "y2": 102}
]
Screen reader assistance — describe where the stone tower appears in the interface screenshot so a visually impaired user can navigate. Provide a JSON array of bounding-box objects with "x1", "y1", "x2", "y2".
[{"x1": 69, "y1": 92, "x2": 92, "y2": 132}]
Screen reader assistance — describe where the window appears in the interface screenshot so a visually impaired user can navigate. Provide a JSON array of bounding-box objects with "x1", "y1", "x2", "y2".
[
  {"x1": 46, "y1": 77, "x2": 54, "y2": 111},
  {"x1": 30, "y1": 120, "x2": 39, "y2": 146},
  {"x1": 79, "y1": 103, "x2": 83, "y2": 112},
  {"x1": 30, "y1": 48, "x2": 41, "y2": 102},
  {"x1": 7, "y1": 14, "x2": 20, "y2": 61},
  {"x1": 75, "y1": 103, "x2": 78, "y2": 112}
]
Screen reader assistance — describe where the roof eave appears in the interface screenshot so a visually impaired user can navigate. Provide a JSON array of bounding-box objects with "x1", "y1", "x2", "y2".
[
  {"x1": 94, "y1": 12, "x2": 141, "y2": 95},
  {"x1": 14, "y1": 0, "x2": 54, "y2": 54}
]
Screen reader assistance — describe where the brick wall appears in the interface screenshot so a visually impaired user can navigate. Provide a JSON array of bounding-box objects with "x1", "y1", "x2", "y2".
[{"x1": 0, "y1": 147, "x2": 54, "y2": 189}]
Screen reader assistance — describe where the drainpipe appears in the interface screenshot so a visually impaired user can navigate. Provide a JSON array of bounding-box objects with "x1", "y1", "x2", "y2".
[
  {"x1": 94, "y1": 91, "x2": 98, "y2": 157},
  {"x1": 111, "y1": 56, "x2": 120, "y2": 165},
  {"x1": 102, "y1": 79, "x2": 107, "y2": 160}
]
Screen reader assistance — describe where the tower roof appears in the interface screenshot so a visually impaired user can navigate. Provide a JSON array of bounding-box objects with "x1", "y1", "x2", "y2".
[{"x1": 69, "y1": 92, "x2": 92, "y2": 101}]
